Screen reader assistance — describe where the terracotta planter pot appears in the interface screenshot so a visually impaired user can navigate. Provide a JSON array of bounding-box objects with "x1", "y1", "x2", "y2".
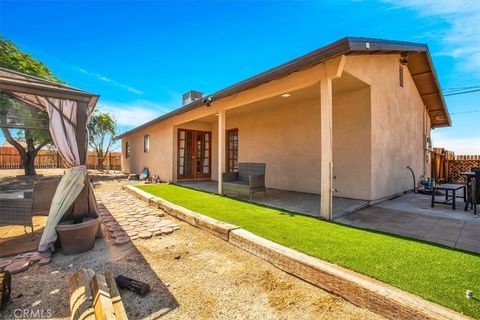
[{"x1": 56, "y1": 217, "x2": 99, "y2": 255}]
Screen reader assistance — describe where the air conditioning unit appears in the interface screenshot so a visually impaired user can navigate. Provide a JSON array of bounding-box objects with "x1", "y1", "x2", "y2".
[{"x1": 182, "y1": 90, "x2": 204, "y2": 105}]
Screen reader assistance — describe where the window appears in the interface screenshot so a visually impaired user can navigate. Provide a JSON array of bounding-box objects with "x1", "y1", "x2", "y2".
[
  {"x1": 226, "y1": 129, "x2": 238, "y2": 172},
  {"x1": 125, "y1": 141, "x2": 130, "y2": 159},
  {"x1": 144, "y1": 135, "x2": 150, "y2": 153}
]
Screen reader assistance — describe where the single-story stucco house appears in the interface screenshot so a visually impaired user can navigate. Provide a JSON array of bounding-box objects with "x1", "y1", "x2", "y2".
[{"x1": 117, "y1": 37, "x2": 450, "y2": 220}]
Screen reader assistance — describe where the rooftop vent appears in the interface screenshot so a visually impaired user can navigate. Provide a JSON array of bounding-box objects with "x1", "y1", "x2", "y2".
[{"x1": 182, "y1": 90, "x2": 204, "y2": 105}]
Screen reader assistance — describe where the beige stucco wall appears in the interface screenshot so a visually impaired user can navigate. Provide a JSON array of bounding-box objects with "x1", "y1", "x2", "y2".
[
  {"x1": 344, "y1": 54, "x2": 430, "y2": 201},
  {"x1": 226, "y1": 96, "x2": 322, "y2": 193},
  {"x1": 332, "y1": 86, "x2": 372, "y2": 200},
  {"x1": 121, "y1": 121, "x2": 175, "y2": 181}
]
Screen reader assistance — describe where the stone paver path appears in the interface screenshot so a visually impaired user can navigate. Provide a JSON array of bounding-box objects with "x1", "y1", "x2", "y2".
[{"x1": 96, "y1": 189, "x2": 181, "y2": 244}]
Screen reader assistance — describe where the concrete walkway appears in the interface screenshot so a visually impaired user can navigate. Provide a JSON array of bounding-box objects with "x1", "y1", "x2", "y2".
[{"x1": 176, "y1": 180, "x2": 367, "y2": 219}]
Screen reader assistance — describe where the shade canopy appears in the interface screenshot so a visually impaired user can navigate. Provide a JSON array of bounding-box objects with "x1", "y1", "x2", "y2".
[{"x1": 0, "y1": 67, "x2": 101, "y2": 251}]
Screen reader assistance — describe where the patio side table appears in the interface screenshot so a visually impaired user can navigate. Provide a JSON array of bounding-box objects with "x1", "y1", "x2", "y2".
[{"x1": 431, "y1": 183, "x2": 465, "y2": 210}]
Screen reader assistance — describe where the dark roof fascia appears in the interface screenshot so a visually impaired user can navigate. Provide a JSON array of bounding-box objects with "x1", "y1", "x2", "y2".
[{"x1": 116, "y1": 37, "x2": 445, "y2": 139}]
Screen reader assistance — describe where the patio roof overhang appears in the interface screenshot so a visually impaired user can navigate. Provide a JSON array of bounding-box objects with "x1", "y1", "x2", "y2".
[{"x1": 116, "y1": 37, "x2": 450, "y2": 140}]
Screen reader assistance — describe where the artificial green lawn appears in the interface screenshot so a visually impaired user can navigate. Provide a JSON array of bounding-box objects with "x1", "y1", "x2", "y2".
[{"x1": 139, "y1": 184, "x2": 480, "y2": 318}]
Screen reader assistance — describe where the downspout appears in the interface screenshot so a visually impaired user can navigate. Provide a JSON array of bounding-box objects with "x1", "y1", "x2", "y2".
[{"x1": 423, "y1": 106, "x2": 427, "y2": 177}]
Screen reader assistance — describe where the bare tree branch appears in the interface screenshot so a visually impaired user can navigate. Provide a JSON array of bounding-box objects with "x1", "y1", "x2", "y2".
[{"x1": 1, "y1": 127, "x2": 26, "y2": 157}]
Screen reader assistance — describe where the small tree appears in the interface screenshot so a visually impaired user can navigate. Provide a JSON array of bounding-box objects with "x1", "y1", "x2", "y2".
[
  {"x1": 0, "y1": 37, "x2": 61, "y2": 175},
  {"x1": 88, "y1": 111, "x2": 117, "y2": 171}
]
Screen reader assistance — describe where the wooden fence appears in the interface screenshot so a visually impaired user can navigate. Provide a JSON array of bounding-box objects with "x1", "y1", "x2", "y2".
[
  {"x1": 431, "y1": 148, "x2": 480, "y2": 184},
  {"x1": 0, "y1": 146, "x2": 121, "y2": 171}
]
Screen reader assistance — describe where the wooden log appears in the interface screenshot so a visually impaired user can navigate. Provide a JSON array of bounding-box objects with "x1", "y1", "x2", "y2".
[
  {"x1": 68, "y1": 268, "x2": 95, "y2": 320},
  {"x1": 90, "y1": 274, "x2": 116, "y2": 320},
  {"x1": 0, "y1": 271, "x2": 11, "y2": 311},
  {"x1": 104, "y1": 272, "x2": 128, "y2": 320}
]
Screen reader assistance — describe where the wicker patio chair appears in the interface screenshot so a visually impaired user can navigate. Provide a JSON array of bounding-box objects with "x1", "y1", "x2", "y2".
[
  {"x1": 31, "y1": 179, "x2": 60, "y2": 216},
  {"x1": 223, "y1": 163, "x2": 267, "y2": 201},
  {"x1": 0, "y1": 198, "x2": 35, "y2": 239}
]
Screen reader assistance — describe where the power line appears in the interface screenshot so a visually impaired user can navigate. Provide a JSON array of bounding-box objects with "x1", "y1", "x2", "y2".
[
  {"x1": 450, "y1": 110, "x2": 480, "y2": 115},
  {"x1": 443, "y1": 88, "x2": 480, "y2": 96}
]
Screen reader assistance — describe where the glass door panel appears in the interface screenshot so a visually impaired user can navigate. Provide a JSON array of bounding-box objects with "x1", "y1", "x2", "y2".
[
  {"x1": 178, "y1": 129, "x2": 194, "y2": 179},
  {"x1": 178, "y1": 129, "x2": 211, "y2": 179},
  {"x1": 226, "y1": 129, "x2": 238, "y2": 172}
]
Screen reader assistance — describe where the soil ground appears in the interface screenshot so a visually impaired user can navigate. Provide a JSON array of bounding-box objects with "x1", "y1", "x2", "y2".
[{"x1": 0, "y1": 169, "x2": 382, "y2": 319}]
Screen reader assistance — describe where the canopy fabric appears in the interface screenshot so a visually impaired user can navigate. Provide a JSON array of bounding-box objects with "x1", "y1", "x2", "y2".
[
  {"x1": 38, "y1": 166, "x2": 86, "y2": 252},
  {"x1": 45, "y1": 98, "x2": 81, "y2": 167}
]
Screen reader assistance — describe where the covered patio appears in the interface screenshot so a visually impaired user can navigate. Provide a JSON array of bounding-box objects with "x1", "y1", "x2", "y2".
[
  {"x1": 172, "y1": 55, "x2": 374, "y2": 219},
  {"x1": 176, "y1": 180, "x2": 368, "y2": 219}
]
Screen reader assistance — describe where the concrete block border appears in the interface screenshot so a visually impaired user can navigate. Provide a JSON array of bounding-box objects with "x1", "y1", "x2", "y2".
[{"x1": 123, "y1": 184, "x2": 469, "y2": 320}]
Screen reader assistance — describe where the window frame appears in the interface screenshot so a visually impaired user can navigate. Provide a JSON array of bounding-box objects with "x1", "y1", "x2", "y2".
[
  {"x1": 125, "y1": 141, "x2": 130, "y2": 159},
  {"x1": 144, "y1": 134, "x2": 150, "y2": 153},
  {"x1": 225, "y1": 128, "x2": 239, "y2": 172}
]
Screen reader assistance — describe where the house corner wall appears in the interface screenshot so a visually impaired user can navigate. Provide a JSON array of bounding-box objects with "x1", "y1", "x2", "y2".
[
  {"x1": 332, "y1": 85, "x2": 372, "y2": 200},
  {"x1": 345, "y1": 54, "x2": 429, "y2": 201}
]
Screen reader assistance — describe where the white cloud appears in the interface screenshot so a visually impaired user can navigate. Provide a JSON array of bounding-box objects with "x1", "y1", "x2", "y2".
[
  {"x1": 97, "y1": 100, "x2": 172, "y2": 127},
  {"x1": 74, "y1": 66, "x2": 144, "y2": 95},
  {"x1": 431, "y1": 132, "x2": 480, "y2": 155},
  {"x1": 382, "y1": 0, "x2": 480, "y2": 72}
]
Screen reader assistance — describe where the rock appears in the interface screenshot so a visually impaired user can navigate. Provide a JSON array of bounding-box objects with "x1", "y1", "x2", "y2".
[
  {"x1": 153, "y1": 231, "x2": 163, "y2": 236},
  {"x1": 111, "y1": 230, "x2": 127, "y2": 238},
  {"x1": 160, "y1": 227, "x2": 174, "y2": 235},
  {"x1": 138, "y1": 231, "x2": 152, "y2": 239},
  {"x1": 174, "y1": 254, "x2": 181, "y2": 260},
  {"x1": 115, "y1": 236, "x2": 130, "y2": 245},
  {"x1": 109, "y1": 225, "x2": 123, "y2": 232},
  {"x1": 14, "y1": 293, "x2": 23, "y2": 299},
  {"x1": 39, "y1": 258, "x2": 50, "y2": 266},
  {"x1": 126, "y1": 230, "x2": 138, "y2": 237},
  {"x1": 29, "y1": 251, "x2": 51, "y2": 263},
  {"x1": 0, "y1": 258, "x2": 12, "y2": 269},
  {"x1": 5, "y1": 259, "x2": 29, "y2": 274},
  {"x1": 15, "y1": 252, "x2": 36, "y2": 259}
]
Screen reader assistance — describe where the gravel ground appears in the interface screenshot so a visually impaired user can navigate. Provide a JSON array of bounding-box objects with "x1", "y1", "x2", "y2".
[{"x1": 0, "y1": 170, "x2": 383, "y2": 319}]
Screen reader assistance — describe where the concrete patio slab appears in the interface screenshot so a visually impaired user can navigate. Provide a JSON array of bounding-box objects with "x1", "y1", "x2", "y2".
[
  {"x1": 175, "y1": 180, "x2": 368, "y2": 219},
  {"x1": 336, "y1": 202, "x2": 480, "y2": 253},
  {"x1": 374, "y1": 192, "x2": 477, "y2": 222}
]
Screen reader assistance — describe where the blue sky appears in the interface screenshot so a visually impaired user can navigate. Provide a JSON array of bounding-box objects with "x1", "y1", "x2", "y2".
[{"x1": 0, "y1": 0, "x2": 479, "y2": 153}]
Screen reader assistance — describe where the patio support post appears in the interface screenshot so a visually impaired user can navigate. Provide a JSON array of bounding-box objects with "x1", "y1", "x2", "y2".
[
  {"x1": 218, "y1": 109, "x2": 226, "y2": 194},
  {"x1": 319, "y1": 55, "x2": 346, "y2": 220},
  {"x1": 72, "y1": 101, "x2": 90, "y2": 219},
  {"x1": 319, "y1": 76, "x2": 334, "y2": 220}
]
